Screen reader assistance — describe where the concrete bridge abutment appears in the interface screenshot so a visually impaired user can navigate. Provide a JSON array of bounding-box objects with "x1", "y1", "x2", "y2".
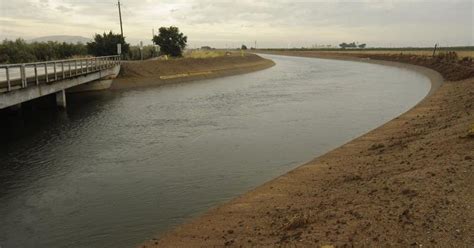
[{"x1": 56, "y1": 90, "x2": 67, "y2": 109}]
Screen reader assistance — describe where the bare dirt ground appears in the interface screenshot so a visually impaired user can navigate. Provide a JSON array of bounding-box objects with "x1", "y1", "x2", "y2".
[
  {"x1": 111, "y1": 53, "x2": 275, "y2": 90},
  {"x1": 141, "y1": 51, "x2": 473, "y2": 248}
]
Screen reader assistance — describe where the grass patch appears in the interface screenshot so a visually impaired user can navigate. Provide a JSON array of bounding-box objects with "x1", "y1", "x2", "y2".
[
  {"x1": 263, "y1": 47, "x2": 474, "y2": 58},
  {"x1": 185, "y1": 50, "x2": 227, "y2": 59},
  {"x1": 329, "y1": 50, "x2": 474, "y2": 58}
]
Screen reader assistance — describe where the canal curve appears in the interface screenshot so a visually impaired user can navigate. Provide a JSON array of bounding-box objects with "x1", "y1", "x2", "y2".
[{"x1": 0, "y1": 54, "x2": 431, "y2": 248}]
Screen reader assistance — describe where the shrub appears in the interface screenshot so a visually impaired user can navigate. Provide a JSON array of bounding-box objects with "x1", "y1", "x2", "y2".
[{"x1": 87, "y1": 31, "x2": 129, "y2": 56}]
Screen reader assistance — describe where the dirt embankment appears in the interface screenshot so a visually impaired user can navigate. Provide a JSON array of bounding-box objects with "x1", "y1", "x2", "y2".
[
  {"x1": 111, "y1": 53, "x2": 275, "y2": 90},
  {"x1": 142, "y1": 51, "x2": 473, "y2": 247},
  {"x1": 258, "y1": 50, "x2": 474, "y2": 81}
]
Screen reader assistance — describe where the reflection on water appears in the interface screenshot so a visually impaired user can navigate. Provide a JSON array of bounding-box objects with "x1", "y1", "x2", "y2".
[{"x1": 0, "y1": 54, "x2": 431, "y2": 248}]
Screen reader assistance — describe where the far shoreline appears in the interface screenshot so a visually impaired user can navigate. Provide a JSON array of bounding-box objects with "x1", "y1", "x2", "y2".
[{"x1": 256, "y1": 51, "x2": 444, "y2": 97}]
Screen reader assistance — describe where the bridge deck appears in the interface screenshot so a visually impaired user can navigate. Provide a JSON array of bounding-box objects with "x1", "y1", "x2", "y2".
[
  {"x1": 0, "y1": 56, "x2": 121, "y2": 93},
  {"x1": 0, "y1": 56, "x2": 121, "y2": 109}
]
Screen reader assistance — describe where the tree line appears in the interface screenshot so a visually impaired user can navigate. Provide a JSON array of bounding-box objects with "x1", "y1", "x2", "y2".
[
  {"x1": 0, "y1": 39, "x2": 88, "y2": 64},
  {"x1": 0, "y1": 31, "x2": 132, "y2": 64},
  {"x1": 339, "y1": 42, "x2": 366, "y2": 49},
  {"x1": 0, "y1": 27, "x2": 189, "y2": 64}
]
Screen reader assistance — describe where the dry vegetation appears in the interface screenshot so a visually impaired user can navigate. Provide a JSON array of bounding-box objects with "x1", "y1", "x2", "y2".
[
  {"x1": 324, "y1": 50, "x2": 474, "y2": 58},
  {"x1": 113, "y1": 53, "x2": 274, "y2": 89},
  {"x1": 259, "y1": 50, "x2": 474, "y2": 81},
  {"x1": 184, "y1": 50, "x2": 228, "y2": 59}
]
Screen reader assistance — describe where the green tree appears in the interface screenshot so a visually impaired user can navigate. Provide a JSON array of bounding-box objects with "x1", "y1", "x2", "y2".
[
  {"x1": 0, "y1": 39, "x2": 36, "y2": 63},
  {"x1": 152, "y1": 26, "x2": 187, "y2": 57},
  {"x1": 241, "y1": 45, "x2": 248, "y2": 50},
  {"x1": 87, "y1": 31, "x2": 129, "y2": 56},
  {"x1": 339, "y1": 42, "x2": 357, "y2": 49},
  {"x1": 0, "y1": 39, "x2": 88, "y2": 64}
]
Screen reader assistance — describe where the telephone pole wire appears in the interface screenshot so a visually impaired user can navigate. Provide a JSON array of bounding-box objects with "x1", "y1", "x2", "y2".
[{"x1": 118, "y1": 0, "x2": 124, "y2": 38}]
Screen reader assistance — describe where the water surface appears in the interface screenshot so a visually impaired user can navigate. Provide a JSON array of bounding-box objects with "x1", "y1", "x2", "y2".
[{"x1": 0, "y1": 54, "x2": 431, "y2": 248}]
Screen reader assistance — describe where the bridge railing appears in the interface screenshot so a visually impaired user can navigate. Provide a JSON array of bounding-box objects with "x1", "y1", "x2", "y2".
[{"x1": 0, "y1": 55, "x2": 121, "y2": 93}]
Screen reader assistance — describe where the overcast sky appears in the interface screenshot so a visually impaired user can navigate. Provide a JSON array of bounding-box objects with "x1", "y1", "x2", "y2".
[{"x1": 0, "y1": 0, "x2": 472, "y2": 48}]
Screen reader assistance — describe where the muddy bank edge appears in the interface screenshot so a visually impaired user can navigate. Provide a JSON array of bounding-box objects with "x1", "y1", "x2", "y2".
[{"x1": 112, "y1": 53, "x2": 275, "y2": 90}]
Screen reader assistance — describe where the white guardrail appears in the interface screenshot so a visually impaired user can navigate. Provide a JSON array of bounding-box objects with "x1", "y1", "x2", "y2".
[{"x1": 0, "y1": 55, "x2": 121, "y2": 92}]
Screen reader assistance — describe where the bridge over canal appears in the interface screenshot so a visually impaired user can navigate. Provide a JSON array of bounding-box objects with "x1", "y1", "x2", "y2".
[{"x1": 0, "y1": 55, "x2": 121, "y2": 110}]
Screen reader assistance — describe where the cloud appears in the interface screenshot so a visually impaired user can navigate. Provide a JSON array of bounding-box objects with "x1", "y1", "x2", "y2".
[
  {"x1": 56, "y1": 5, "x2": 73, "y2": 12},
  {"x1": 0, "y1": 0, "x2": 472, "y2": 47}
]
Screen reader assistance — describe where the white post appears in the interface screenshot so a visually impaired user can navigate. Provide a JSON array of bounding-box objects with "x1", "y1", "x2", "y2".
[
  {"x1": 34, "y1": 64, "x2": 39, "y2": 85},
  {"x1": 61, "y1": 62, "x2": 65, "y2": 79},
  {"x1": 54, "y1": 62, "x2": 57, "y2": 81},
  {"x1": 6, "y1": 66, "x2": 11, "y2": 91},
  {"x1": 21, "y1": 64, "x2": 26, "y2": 88},
  {"x1": 56, "y1": 90, "x2": 67, "y2": 108},
  {"x1": 45, "y1": 63, "x2": 49, "y2": 82}
]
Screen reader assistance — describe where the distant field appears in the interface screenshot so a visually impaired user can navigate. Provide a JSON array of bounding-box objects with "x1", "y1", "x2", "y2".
[
  {"x1": 263, "y1": 47, "x2": 474, "y2": 58},
  {"x1": 323, "y1": 50, "x2": 474, "y2": 58},
  {"x1": 185, "y1": 50, "x2": 227, "y2": 58}
]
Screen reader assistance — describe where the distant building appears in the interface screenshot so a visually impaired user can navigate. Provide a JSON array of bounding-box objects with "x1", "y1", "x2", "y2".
[{"x1": 201, "y1": 46, "x2": 213, "y2": 50}]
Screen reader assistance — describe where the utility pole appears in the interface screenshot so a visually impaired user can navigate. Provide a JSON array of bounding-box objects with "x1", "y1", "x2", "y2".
[
  {"x1": 432, "y1": 43, "x2": 438, "y2": 57},
  {"x1": 118, "y1": 0, "x2": 124, "y2": 38}
]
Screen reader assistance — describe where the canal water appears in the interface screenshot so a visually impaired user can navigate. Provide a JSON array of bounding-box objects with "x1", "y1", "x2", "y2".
[{"x1": 0, "y1": 54, "x2": 431, "y2": 248}]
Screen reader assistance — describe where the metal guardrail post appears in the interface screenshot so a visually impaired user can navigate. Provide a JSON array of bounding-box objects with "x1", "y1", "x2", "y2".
[
  {"x1": 6, "y1": 66, "x2": 11, "y2": 91},
  {"x1": 69, "y1": 62, "x2": 72, "y2": 77},
  {"x1": 34, "y1": 64, "x2": 39, "y2": 85},
  {"x1": 75, "y1": 60, "x2": 78, "y2": 75}
]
